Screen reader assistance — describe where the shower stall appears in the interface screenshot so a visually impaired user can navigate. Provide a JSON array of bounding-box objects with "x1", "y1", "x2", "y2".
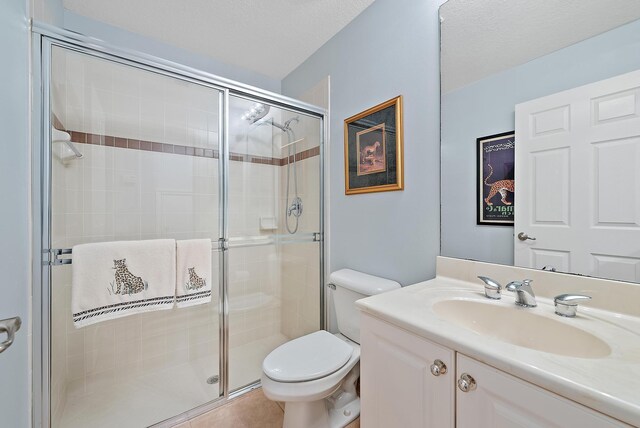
[{"x1": 33, "y1": 25, "x2": 325, "y2": 428}]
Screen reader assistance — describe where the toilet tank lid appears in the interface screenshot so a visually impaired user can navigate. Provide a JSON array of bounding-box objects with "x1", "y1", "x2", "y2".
[{"x1": 329, "y1": 269, "x2": 401, "y2": 296}]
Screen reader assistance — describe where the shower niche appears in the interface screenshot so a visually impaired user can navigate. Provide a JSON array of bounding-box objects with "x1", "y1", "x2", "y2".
[{"x1": 43, "y1": 43, "x2": 324, "y2": 428}]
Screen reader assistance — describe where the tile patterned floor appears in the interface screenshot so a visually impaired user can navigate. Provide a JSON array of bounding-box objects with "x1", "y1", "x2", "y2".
[{"x1": 177, "y1": 388, "x2": 360, "y2": 428}]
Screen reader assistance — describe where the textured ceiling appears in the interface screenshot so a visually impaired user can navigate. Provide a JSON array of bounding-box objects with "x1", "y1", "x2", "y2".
[
  {"x1": 440, "y1": 0, "x2": 640, "y2": 93},
  {"x1": 63, "y1": 0, "x2": 375, "y2": 80}
]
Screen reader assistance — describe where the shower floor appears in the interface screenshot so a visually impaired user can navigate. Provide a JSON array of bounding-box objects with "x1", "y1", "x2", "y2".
[{"x1": 56, "y1": 333, "x2": 288, "y2": 428}]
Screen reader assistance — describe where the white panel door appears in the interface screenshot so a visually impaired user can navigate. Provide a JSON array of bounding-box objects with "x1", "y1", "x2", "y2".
[
  {"x1": 456, "y1": 354, "x2": 629, "y2": 427},
  {"x1": 515, "y1": 69, "x2": 640, "y2": 281},
  {"x1": 360, "y1": 314, "x2": 454, "y2": 428}
]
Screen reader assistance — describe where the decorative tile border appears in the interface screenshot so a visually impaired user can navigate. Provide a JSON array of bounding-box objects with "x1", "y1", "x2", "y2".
[
  {"x1": 61, "y1": 128, "x2": 319, "y2": 165},
  {"x1": 68, "y1": 131, "x2": 219, "y2": 158},
  {"x1": 282, "y1": 146, "x2": 320, "y2": 166}
]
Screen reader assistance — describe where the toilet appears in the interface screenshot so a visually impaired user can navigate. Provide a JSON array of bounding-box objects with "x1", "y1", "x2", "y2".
[{"x1": 261, "y1": 269, "x2": 401, "y2": 428}]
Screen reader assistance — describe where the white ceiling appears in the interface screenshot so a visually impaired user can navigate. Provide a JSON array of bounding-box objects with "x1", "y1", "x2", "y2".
[
  {"x1": 440, "y1": 0, "x2": 640, "y2": 93},
  {"x1": 63, "y1": 0, "x2": 375, "y2": 80}
]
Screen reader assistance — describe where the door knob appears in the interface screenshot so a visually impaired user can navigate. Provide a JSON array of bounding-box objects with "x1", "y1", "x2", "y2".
[
  {"x1": 0, "y1": 317, "x2": 22, "y2": 354},
  {"x1": 517, "y1": 232, "x2": 536, "y2": 241},
  {"x1": 457, "y1": 373, "x2": 476, "y2": 392}
]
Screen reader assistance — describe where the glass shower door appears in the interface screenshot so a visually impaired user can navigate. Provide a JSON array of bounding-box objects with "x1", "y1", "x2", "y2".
[
  {"x1": 226, "y1": 95, "x2": 322, "y2": 391},
  {"x1": 48, "y1": 45, "x2": 223, "y2": 428}
]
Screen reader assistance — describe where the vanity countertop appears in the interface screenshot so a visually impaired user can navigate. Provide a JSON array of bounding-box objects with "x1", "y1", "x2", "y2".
[{"x1": 356, "y1": 268, "x2": 640, "y2": 427}]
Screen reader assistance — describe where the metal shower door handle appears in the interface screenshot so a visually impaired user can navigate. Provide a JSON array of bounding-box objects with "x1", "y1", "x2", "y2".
[{"x1": 0, "y1": 316, "x2": 22, "y2": 354}]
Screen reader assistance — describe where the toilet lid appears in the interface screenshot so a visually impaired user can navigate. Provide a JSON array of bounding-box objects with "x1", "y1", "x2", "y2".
[{"x1": 263, "y1": 330, "x2": 353, "y2": 383}]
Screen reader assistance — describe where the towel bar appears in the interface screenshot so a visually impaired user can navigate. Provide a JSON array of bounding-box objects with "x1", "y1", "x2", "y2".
[
  {"x1": 48, "y1": 248, "x2": 72, "y2": 266},
  {"x1": 46, "y1": 233, "x2": 321, "y2": 266},
  {"x1": 46, "y1": 245, "x2": 222, "y2": 266}
]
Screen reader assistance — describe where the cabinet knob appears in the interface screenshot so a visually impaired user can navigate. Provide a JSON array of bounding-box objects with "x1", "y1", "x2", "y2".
[
  {"x1": 430, "y1": 359, "x2": 447, "y2": 376},
  {"x1": 457, "y1": 373, "x2": 476, "y2": 392}
]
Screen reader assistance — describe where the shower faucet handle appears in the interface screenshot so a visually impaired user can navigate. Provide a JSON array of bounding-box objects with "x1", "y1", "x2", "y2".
[{"x1": 287, "y1": 197, "x2": 303, "y2": 217}]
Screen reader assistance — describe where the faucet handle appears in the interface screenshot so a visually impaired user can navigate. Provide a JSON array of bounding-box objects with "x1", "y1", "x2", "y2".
[
  {"x1": 554, "y1": 294, "x2": 591, "y2": 317},
  {"x1": 477, "y1": 276, "x2": 501, "y2": 300}
]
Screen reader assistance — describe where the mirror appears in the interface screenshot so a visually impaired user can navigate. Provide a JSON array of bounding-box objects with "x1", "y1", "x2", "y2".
[{"x1": 440, "y1": 0, "x2": 640, "y2": 282}]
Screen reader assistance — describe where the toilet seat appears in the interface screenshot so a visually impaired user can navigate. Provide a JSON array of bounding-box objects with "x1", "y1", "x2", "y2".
[{"x1": 263, "y1": 330, "x2": 353, "y2": 382}]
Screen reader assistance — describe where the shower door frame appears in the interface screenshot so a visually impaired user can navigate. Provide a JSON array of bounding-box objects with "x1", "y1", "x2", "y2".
[{"x1": 31, "y1": 22, "x2": 327, "y2": 428}]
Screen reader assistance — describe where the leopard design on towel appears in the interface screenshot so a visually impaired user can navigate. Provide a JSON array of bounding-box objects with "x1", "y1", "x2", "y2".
[{"x1": 113, "y1": 259, "x2": 148, "y2": 295}]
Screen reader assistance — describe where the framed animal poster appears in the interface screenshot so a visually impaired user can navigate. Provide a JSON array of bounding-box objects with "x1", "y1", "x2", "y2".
[
  {"x1": 344, "y1": 96, "x2": 404, "y2": 195},
  {"x1": 477, "y1": 131, "x2": 515, "y2": 225}
]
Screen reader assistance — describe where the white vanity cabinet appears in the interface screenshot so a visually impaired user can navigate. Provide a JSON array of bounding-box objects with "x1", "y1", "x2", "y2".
[
  {"x1": 456, "y1": 354, "x2": 628, "y2": 428},
  {"x1": 360, "y1": 313, "x2": 455, "y2": 428},
  {"x1": 360, "y1": 313, "x2": 629, "y2": 428}
]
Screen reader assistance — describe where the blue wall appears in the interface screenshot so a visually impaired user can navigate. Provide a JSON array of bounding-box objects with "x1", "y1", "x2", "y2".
[
  {"x1": 63, "y1": 11, "x2": 282, "y2": 93},
  {"x1": 0, "y1": 0, "x2": 31, "y2": 426},
  {"x1": 283, "y1": 0, "x2": 445, "y2": 286},
  {"x1": 441, "y1": 18, "x2": 640, "y2": 265}
]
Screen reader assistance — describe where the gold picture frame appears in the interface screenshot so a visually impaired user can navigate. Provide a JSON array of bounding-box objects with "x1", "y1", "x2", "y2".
[{"x1": 344, "y1": 96, "x2": 404, "y2": 195}]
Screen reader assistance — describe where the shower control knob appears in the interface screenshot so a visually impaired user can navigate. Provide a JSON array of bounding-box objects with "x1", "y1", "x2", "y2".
[
  {"x1": 457, "y1": 373, "x2": 477, "y2": 392},
  {"x1": 430, "y1": 359, "x2": 447, "y2": 376}
]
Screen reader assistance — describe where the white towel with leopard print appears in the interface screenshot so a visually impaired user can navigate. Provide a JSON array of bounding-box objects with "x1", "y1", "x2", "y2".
[
  {"x1": 72, "y1": 239, "x2": 176, "y2": 328},
  {"x1": 176, "y1": 239, "x2": 212, "y2": 308}
]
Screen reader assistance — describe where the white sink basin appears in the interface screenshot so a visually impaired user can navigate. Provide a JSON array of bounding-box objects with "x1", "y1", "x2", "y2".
[{"x1": 433, "y1": 299, "x2": 611, "y2": 358}]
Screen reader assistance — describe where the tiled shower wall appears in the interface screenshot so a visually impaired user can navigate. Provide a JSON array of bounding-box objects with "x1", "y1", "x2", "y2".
[{"x1": 51, "y1": 50, "x2": 219, "y2": 150}]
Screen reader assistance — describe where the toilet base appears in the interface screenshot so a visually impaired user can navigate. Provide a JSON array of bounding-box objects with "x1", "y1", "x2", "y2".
[
  {"x1": 282, "y1": 363, "x2": 360, "y2": 428},
  {"x1": 282, "y1": 396, "x2": 360, "y2": 428},
  {"x1": 283, "y1": 400, "x2": 329, "y2": 428},
  {"x1": 328, "y1": 396, "x2": 360, "y2": 428}
]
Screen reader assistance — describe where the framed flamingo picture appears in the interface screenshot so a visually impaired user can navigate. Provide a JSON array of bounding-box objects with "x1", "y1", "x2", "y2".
[
  {"x1": 477, "y1": 131, "x2": 515, "y2": 226},
  {"x1": 343, "y1": 96, "x2": 404, "y2": 195}
]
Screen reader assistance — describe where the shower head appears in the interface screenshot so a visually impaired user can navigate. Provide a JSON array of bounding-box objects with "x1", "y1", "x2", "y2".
[{"x1": 241, "y1": 103, "x2": 270, "y2": 124}]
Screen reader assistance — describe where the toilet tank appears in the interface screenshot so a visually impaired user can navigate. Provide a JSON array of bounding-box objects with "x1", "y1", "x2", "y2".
[{"x1": 329, "y1": 269, "x2": 401, "y2": 344}]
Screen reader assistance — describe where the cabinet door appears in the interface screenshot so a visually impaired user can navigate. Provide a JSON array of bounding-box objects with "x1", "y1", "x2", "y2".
[
  {"x1": 360, "y1": 313, "x2": 454, "y2": 428},
  {"x1": 456, "y1": 354, "x2": 629, "y2": 427}
]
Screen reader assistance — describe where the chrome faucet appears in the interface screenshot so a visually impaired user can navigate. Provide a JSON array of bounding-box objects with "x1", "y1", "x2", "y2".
[{"x1": 506, "y1": 279, "x2": 537, "y2": 307}]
